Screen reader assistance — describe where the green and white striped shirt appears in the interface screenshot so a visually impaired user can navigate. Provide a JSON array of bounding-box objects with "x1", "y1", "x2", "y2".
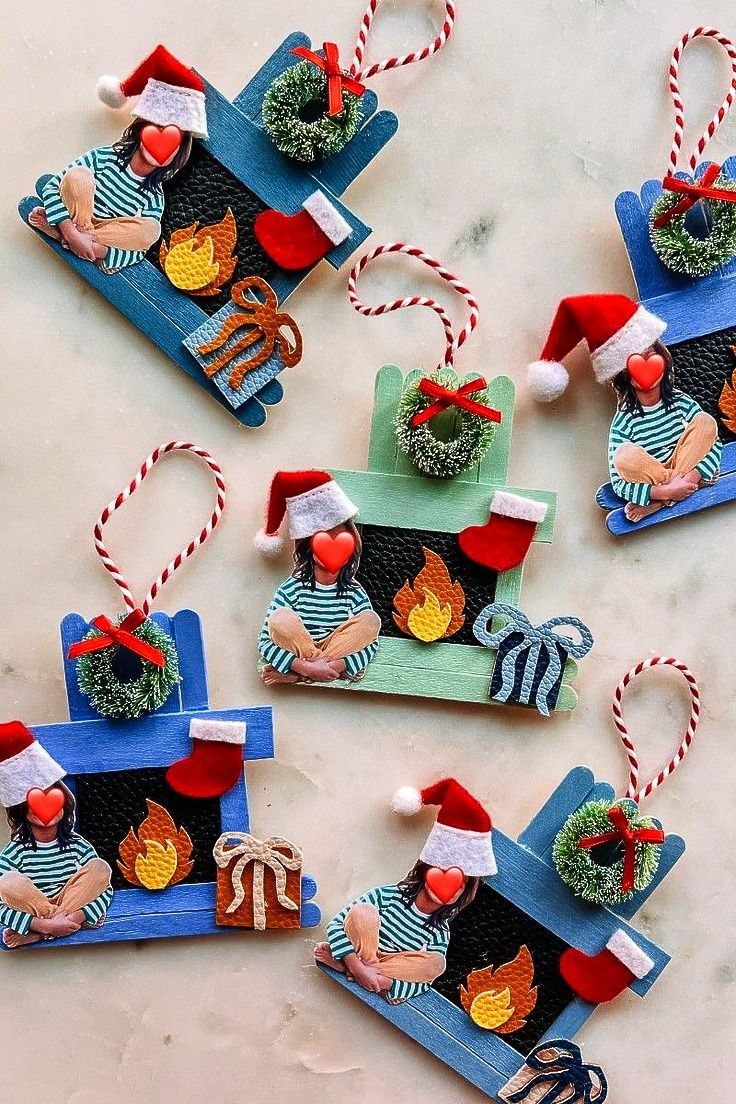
[
  {"x1": 41, "y1": 146, "x2": 164, "y2": 270},
  {"x1": 259, "y1": 576, "x2": 379, "y2": 677},
  {"x1": 608, "y1": 393, "x2": 722, "y2": 505},
  {"x1": 327, "y1": 884, "x2": 450, "y2": 1002},
  {"x1": 0, "y1": 834, "x2": 112, "y2": 935}
]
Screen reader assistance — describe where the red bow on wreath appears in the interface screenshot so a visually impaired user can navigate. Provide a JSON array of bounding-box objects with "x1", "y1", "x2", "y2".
[
  {"x1": 67, "y1": 609, "x2": 165, "y2": 668},
  {"x1": 576, "y1": 805, "x2": 665, "y2": 894},
  {"x1": 652, "y1": 163, "x2": 736, "y2": 227},
  {"x1": 411, "y1": 376, "x2": 503, "y2": 428},
  {"x1": 292, "y1": 42, "x2": 366, "y2": 116}
]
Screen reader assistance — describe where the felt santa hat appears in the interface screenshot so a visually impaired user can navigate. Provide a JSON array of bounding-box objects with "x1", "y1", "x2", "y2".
[
  {"x1": 527, "y1": 294, "x2": 667, "y2": 402},
  {"x1": 97, "y1": 44, "x2": 208, "y2": 139},
  {"x1": 0, "y1": 721, "x2": 66, "y2": 809},
  {"x1": 254, "y1": 470, "x2": 358, "y2": 556},
  {"x1": 392, "y1": 778, "x2": 497, "y2": 877}
]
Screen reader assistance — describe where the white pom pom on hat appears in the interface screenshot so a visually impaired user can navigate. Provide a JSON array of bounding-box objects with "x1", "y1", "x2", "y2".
[
  {"x1": 96, "y1": 75, "x2": 128, "y2": 109},
  {"x1": 527, "y1": 359, "x2": 569, "y2": 403},
  {"x1": 391, "y1": 786, "x2": 423, "y2": 816},
  {"x1": 253, "y1": 528, "x2": 285, "y2": 557}
]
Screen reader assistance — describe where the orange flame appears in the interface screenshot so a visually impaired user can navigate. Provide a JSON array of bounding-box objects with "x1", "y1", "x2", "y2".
[
  {"x1": 460, "y1": 945, "x2": 538, "y2": 1034},
  {"x1": 719, "y1": 352, "x2": 736, "y2": 433},
  {"x1": 159, "y1": 208, "x2": 238, "y2": 295},
  {"x1": 118, "y1": 799, "x2": 194, "y2": 890},
  {"x1": 393, "y1": 548, "x2": 465, "y2": 642}
]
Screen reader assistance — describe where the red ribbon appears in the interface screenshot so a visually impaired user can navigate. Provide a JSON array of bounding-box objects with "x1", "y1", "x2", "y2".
[
  {"x1": 411, "y1": 377, "x2": 503, "y2": 428},
  {"x1": 577, "y1": 805, "x2": 665, "y2": 894},
  {"x1": 292, "y1": 42, "x2": 367, "y2": 117},
  {"x1": 67, "y1": 609, "x2": 166, "y2": 668},
  {"x1": 651, "y1": 163, "x2": 736, "y2": 227}
]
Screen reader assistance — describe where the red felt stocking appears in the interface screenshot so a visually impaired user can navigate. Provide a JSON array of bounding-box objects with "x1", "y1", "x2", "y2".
[
  {"x1": 458, "y1": 491, "x2": 548, "y2": 572},
  {"x1": 560, "y1": 929, "x2": 654, "y2": 1004},
  {"x1": 254, "y1": 190, "x2": 352, "y2": 271},
  {"x1": 166, "y1": 718, "x2": 246, "y2": 799}
]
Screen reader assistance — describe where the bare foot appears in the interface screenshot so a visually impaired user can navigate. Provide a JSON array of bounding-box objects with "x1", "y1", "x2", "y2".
[
  {"x1": 314, "y1": 942, "x2": 344, "y2": 971},
  {"x1": 3, "y1": 928, "x2": 42, "y2": 948},
  {"x1": 28, "y1": 206, "x2": 63, "y2": 241},
  {"x1": 624, "y1": 502, "x2": 664, "y2": 523},
  {"x1": 260, "y1": 665, "x2": 300, "y2": 686},
  {"x1": 59, "y1": 221, "x2": 105, "y2": 262}
]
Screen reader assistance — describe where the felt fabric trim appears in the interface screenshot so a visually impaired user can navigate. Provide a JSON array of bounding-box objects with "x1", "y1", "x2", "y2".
[
  {"x1": 0, "y1": 742, "x2": 67, "y2": 809},
  {"x1": 420, "y1": 821, "x2": 497, "y2": 877},
  {"x1": 189, "y1": 718, "x2": 246, "y2": 746},
  {"x1": 286, "y1": 482, "x2": 359, "y2": 539},
  {"x1": 302, "y1": 191, "x2": 352, "y2": 245},
  {"x1": 606, "y1": 928, "x2": 654, "y2": 978},
  {"x1": 592, "y1": 307, "x2": 667, "y2": 383},
  {"x1": 491, "y1": 491, "x2": 549, "y2": 523},
  {"x1": 133, "y1": 78, "x2": 208, "y2": 139}
]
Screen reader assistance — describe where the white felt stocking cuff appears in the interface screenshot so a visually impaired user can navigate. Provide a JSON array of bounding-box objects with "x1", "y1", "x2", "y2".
[
  {"x1": 302, "y1": 191, "x2": 352, "y2": 246},
  {"x1": 606, "y1": 929, "x2": 655, "y2": 979},
  {"x1": 189, "y1": 718, "x2": 246, "y2": 745}
]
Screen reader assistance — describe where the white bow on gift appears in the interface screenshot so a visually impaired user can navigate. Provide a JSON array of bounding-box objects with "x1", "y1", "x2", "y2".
[{"x1": 212, "y1": 833, "x2": 302, "y2": 930}]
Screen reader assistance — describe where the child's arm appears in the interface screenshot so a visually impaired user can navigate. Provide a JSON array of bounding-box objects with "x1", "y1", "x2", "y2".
[
  {"x1": 258, "y1": 582, "x2": 299, "y2": 673},
  {"x1": 680, "y1": 395, "x2": 723, "y2": 480},
  {"x1": 39, "y1": 148, "x2": 101, "y2": 227},
  {"x1": 343, "y1": 588, "x2": 380, "y2": 677},
  {"x1": 0, "y1": 850, "x2": 35, "y2": 936},
  {"x1": 608, "y1": 414, "x2": 653, "y2": 505},
  {"x1": 76, "y1": 840, "x2": 113, "y2": 927}
]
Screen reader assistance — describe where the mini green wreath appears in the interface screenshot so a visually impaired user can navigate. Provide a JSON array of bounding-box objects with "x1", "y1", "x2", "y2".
[
  {"x1": 76, "y1": 616, "x2": 181, "y2": 721},
  {"x1": 395, "y1": 368, "x2": 497, "y2": 478},
  {"x1": 648, "y1": 173, "x2": 736, "y2": 277},
  {"x1": 262, "y1": 61, "x2": 363, "y2": 163},
  {"x1": 552, "y1": 799, "x2": 662, "y2": 906}
]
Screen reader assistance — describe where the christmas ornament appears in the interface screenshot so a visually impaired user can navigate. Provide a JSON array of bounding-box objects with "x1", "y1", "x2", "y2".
[
  {"x1": 68, "y1": 442, "x2": 226, "y2": 720},
  {"x1": 262, "y1": 0, "x2": 456, "y2": 162},
  {"x1": 553, "y1": 657, "x2": 700, "y2": 905},
  {"x1": 648, "y1": 28, "x2": 736, "y2": 277},
  {"x1": 348, "y1": 242, "x2": 501, "y2": 478}
]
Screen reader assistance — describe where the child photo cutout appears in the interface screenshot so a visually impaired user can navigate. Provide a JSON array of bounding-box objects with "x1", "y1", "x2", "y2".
[
  {"x1": 18, "y1": 3, "x2": 460, "y2": 427},
  {"x1": 255, "y1": 245, "x2": 593, "y2": 713},
  {"x1": 0, "y1": 445, "x2": 319, "y2": 950}
]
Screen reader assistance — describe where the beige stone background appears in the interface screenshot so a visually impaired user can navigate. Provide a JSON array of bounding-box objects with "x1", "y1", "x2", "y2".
[{"x1": 1, "y1": 1, "x2": 735, "y2": 1101}]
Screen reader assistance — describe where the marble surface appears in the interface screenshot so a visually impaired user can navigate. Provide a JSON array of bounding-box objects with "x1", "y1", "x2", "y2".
[{"x1": 1, "y1": 2, "x2": 734, "y2": 1101}]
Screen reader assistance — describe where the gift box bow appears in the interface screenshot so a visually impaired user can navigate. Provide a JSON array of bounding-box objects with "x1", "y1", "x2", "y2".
[
  {"x1": 473, "y1": 603, "x2": 594, "y2": 717},
  {"x1": 503, "y1": 1038, "x2": 608, "y2": 1103},
  {"x1": 213, "y1": 833, "x2": 302, "y2": 930}
]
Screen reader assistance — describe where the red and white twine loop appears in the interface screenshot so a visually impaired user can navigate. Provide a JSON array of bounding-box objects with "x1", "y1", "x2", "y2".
[
  {"x1": 665, "y1": 26, "x2": 736, "y2": 175},
  {"x1": 93, "y1": 442, "x2": 226, "y2": 616},
  {"x1": 611, "y1": 657, "x2": 701, "y2": 805},
  {"x1": 347, "y1": 243, "x2": 479, "y2": 372},
  {"x1": 349, "y1": 0, "x2": 456, "y2": 81}
]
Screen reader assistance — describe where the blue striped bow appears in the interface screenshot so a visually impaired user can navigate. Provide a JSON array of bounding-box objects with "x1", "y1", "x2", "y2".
[
  {"x1": 473, "y1": 604, "x2": 593, "y2": 716},
  {"x1": 502, "y1": 1039, "x2": 607, "y2": 1103}
]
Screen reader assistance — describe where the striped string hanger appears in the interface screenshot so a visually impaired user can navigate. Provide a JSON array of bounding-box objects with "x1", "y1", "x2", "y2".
[
  {"x1": 649, "y1": 27, "x2": 736, "y2": 276},
  {"x1": 66, "y1": 443, "x2": 226, "y2": 719},
  {"x1": 347, "y1": 243, "x2": 502, "y2": 478}
]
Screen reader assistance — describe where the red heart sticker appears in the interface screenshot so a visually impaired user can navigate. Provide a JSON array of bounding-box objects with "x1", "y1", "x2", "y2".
[
  {"x1": 626, "y1": 352, "x2": 665, "y2": 391},
  {"x1": 311, "y1": 530, "x2": 356, "y2": 573},
  {"x1": 425, "y1": 866, "x2": 465, "y2": 904},
  {"x1": 26, "y1": 787, "x2": 65, "y2": 825},
  {"x1": 140, "y1": 124, "x2": 182, "y2": 166}
]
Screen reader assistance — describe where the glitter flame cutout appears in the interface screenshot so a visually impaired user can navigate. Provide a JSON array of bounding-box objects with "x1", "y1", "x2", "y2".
[
  {"x1": 118, "y1": 799, "x2": 194, "y2": 890},
  {"x1": 393, "y1": 548, "x2": 465, "y2": 642}
]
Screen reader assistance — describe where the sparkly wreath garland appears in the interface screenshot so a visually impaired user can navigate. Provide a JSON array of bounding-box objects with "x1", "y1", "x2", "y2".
[
  {"x1": 262, "y1": 61, "x2": 363, "y2": 163},
  {"x1": 76, "y1": 616, "x2": 181, "y2": 720},
  {"x1": 649, "y1": 174, "x2": 736, "y2": 277},
  {"x1": 552, "y1": 799, "x2": 662, "y2": 906},
  {"x1": 395, "y1": 368, "x2": 496, "y2": 478}
]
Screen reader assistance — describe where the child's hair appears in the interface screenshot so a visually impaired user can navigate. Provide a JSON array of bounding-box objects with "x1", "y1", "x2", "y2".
[
  {"x1": 5, "y1": 781, "x2": 76, "y2": 851},
  {"x1": 113, "y1": 118, "x2": 193, "y2": 191},
  {"x1": 293, "y1": 520, "x2": 362, "y2": 594},
  {"x1": 398, "y1": 860, "x2": 480, "y2": 930},
  {"x1": 612, "y1": 339, "x2": 677, "y2": 415}
]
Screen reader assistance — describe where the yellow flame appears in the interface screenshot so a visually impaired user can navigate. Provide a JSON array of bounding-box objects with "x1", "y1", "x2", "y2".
[
  {"x1": 469, "y1": 988, "x2": 515, "y2": 1030},
  {"x1": 406, "y1": 588, "x2": 453, "y2": 642},
  {"x1": 164, "y1": 237, "x2": 220, "y2": 291},
  {"x1": 134, "y1": 839, "x2": 179, "y2": 890}
]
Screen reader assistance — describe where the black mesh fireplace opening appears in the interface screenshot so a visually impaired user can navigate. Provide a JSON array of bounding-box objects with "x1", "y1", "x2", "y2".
[
  {"x1": 146, "y1": 143, "x2": 281, "y2": 315},
  {"x1": 433, "y1": 881, "x2": 575, "y2": 1056},
  {"x1": 358, "y1": 525, "x2": 498, "y2": 648},
  {"x1": 671, "y1": 325, "x2": 736, "y2": 441},
  {"x1": 73, "y1": 767, "x2": 222, "y2": 890}
]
